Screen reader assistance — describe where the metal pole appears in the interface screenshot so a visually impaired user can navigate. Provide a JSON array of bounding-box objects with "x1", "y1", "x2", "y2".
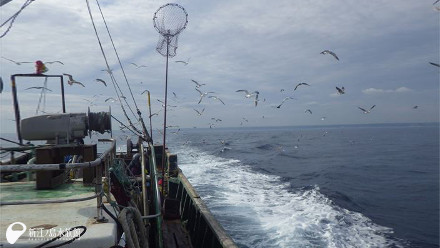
[
  {"x1": 161, "y1": 36, "x2": 170, "y2": 198},
  {"x1": 147, "y1": 91, "x2": 153, "y2": 142},
  {"x1": 141, "y1": 144, "x2": 148, "y2": 216},
  {"x1": 10, "y1": 76, "x2": 22, "y2": 144}
]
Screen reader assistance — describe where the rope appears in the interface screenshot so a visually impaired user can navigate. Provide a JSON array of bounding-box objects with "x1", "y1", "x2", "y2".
[
  {"x1": 118, "y1": 207, "x2": 148, "y2": 248},
  {"x1": 84, "y1": 0, "x2": 142, "y2": 135},
  {"x1": 95, "y1": 0, "x2": 152, "y2": 141},
  {"x1": 0, "y1": 0, "x2": 35, "y2": 38}
]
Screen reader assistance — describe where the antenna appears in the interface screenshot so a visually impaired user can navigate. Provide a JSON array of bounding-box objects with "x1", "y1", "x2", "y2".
[{"x1": 153, "y1": 3, "x2": 188, "y2": 197}]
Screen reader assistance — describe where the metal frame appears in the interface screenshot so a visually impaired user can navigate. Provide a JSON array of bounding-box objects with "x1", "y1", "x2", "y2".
[{"x1": 10, "y1": 74, "x2": 66, "y2": 144}]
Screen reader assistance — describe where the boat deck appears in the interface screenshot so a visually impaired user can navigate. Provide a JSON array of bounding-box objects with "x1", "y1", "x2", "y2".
[{"x1": 0, "y1": 181, "x2": 118, "y2": 248}]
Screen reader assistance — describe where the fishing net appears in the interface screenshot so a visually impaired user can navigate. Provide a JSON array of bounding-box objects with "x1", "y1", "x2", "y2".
[{"x1": 153, "y1": 3, "x2": 188, "y2": 57}]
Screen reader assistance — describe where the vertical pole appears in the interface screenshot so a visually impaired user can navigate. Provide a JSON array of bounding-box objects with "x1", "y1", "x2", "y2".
[
  {"x1": 60, "y1": 75, "x2": 66, "y2": 113},
  {"x1": 161, "y1": 35, "x2": 170, "y2": 199},
  {"x1": 10, "y1": 75, "x2": 22, "y2": 144},
  {"x1": 141, "y1": 144, "x2": 148, "y2": 216},
  {"x1": 147, "y1": 91, "x2": 153, "y2": 142}
]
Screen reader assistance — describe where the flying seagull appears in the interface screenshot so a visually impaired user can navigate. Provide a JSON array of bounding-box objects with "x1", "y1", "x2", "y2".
[
  {"x1": 191, "y1": 79, "x2": 206, "y2": 88},
  {"x1": 130, "y1": 63, "x2": 147, "y2": 68},
  {"x1": 1, "y1": 57, "x2": 33, "y2": 65},
  {"x1": 63, "y1": 73, "x2": 85, "y2": 87},
  {"x1": 433, "y1": 0, "x2": 440, "y2": 4},
  {"x1": 44, "y1": 61, "x2": 64, "y2": 65},
  {"x1": 157, "y1": 99, "x2": 177, "y2": 108},
  {"x1": 24, "y1": 86, "x2": 52, "y2": 92},
  {"x1": 320, "y1": 50, "x2": 339, "y2": 60},
  {"x1": 208, "y1": 96, "x2": 225, "y2": 105},
  {"x1": 294, "y1": 83, "x2": 310, "y2": 91},
  {"x1": 194, "y1": 108, "x2": 205, "y2": 116},
  {"x1": 305, "y1": 109, "x2": 312, "y2": 114},
  {"x1": 336, "y1": 86, "x2": 345, "y2": 94},
  {"x1": 413, "y1": 105, "x2": 419, "y2": 109},
  {"x1": 429, "y1": 62, "x2": 440, "y2": 67},
  {"x1": 358, "y1": 105, "x2": 376, "y2": 114},
  {"x1": 276, "y1": 97, "x2": 294, "y2": 108},
  {"x1": 96, "y1": 78, "x2": 107, "y2": 86},
  {"x1": 105, "y1": 97, "x2": 117, "y2": 103},
  {"x1": 236, "y1": 89, "x2": 260, "y2": 106},
  {"x1": 195, "y1": 88, "x2": 215, "y2": 104},
  {"x1": 175, "y1": 58, "x2": 190, "y2": 65}
]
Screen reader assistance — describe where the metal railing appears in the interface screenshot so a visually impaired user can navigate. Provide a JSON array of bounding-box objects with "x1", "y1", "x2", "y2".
[{"x1": 0, "y1": 139, "x2": 116, "y2": 222}]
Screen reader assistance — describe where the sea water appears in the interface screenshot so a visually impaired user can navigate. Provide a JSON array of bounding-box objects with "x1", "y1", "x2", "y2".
[{"x1": 166, "y1": 123, "x2": 439, "y2": 248}]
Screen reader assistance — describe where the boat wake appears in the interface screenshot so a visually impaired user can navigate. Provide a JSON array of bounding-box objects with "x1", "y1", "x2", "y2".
[{"x1": 174, "y1": 145, "x2": 404, "y2": 248}]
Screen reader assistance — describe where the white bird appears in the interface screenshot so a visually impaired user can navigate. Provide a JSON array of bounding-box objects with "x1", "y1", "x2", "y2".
[
  {"x1": 236, "y1": 90, "x2": 259, "y2": 106},
  {"x1": 195, "y1": 88, "x2": 214, "y2": 104},
  {"x1": 157, "y1": 99, "x2": 177, "y2": 108},
  {"x1": 208, "y1": 96, "x2": 225, "y2": 105},
  {"x1": 194, "y1": 108, "x2": 205, "y2": 116},
  {"x1": 1, "y1": 57, "x2": 33, "y2": 65},
  {"x1": 24, "y1": 86, "x2": 52, "y2": 92},
  {"x1": 336, "y1": 86, "x2": 345, "y2": 94},
  {"x1": 429, "y1": 62, "x2": 440, "y2": 67},
  {"x1": 105, "y1": 97, "x2": 117, "y2": 103},
  {"x1": 130, "y1": 62, "x2": 147, "y2": 68},
  {"x1": 433, "y1": 0, "x2": 440, "y2": 4},
  {"x1": 294, "y1": 83, "x2": 310, "y2": 91},
  {"x1": 96, "y1": 78, "x2": 107, "y2": 86},
  {"x1": 276, "y1": 97, "x2": 294, "y2": 108},
  {"x1": 358, "y1": 105, "x2": 376, "y2": 114},
  {"x1": 191, "y1": 79, "x2": 206, "y2": 88},
  {"x1": 320, "y1": 50, "x2": 339, "y2": 60},
  {"x1": 175, "y1": 58, "x2": 190, "y2": 65},
  {"x1": 63, "y1": 73, "x2": 85, "y2": 87},
  {"x1": 305, "y1": 109, "x2": 312, "y2": 114}
]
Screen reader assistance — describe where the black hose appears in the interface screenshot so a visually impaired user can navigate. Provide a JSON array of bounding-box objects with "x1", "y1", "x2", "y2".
[{"x1": 101, "y1": 203, "x2": 123, "y2": 232}]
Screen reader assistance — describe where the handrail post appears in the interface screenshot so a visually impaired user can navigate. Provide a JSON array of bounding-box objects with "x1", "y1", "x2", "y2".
[{"x1": 141, "y1": 144, "x2": 148, "y2": 216}]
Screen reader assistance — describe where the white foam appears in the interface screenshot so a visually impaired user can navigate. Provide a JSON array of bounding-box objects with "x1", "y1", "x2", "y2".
[{"x1": 174, "y1": 144, "x2": 403, "y2": 248}]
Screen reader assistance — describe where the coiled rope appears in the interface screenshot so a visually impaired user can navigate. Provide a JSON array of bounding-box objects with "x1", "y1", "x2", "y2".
[{"x1": 118, "y1": 207, "x2": 149, "y2": 248}]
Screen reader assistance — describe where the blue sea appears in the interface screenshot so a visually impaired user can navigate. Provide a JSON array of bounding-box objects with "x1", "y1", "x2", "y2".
[{"x1": 165, "y1": 123, "x2": 439, "y2": 248}]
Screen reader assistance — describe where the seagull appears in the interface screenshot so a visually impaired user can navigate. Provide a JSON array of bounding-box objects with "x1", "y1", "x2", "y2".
[
  {"x1": 280, "y1": 89, "x2": 285, "y2": 92},
  {"x1": 336, "y1": 86, "x2": 345, "y2": 94},
  {"x1": 305, "y1": 109, "x2": 312, "y2": 114},
  {"x1": 211, "y1": 118, "x2": 222, "y2": 122},
  {"x1": 413, "y1": 105, "x2": 419, "y2": 109},
  {"x1": 1, "y1": 57, "x2": 33, "y2": 65},
  {"x1": 434, "y1": 0, "x2": 440, "y2": 4},
  {"x1": 63, "y1": 73, "x2": 85, "y2": 87},
  {"x1": 175, "y1": 58, "x2": 190, "y2": 65},
  {"x1": 172, "y1": 92, "x2": 177, "y2": 98},
  {"x1": 45, "y1": 61, "x2": 64, "y2": 65},
  {"x1": 236, "y1": 90, "x2": 260, "y2": 106},
  {"x1": 358, "y1": 105, "x2": 376, "y2": 114},
  {"x1": 96, "y1": 78, "x2": 107, "y2": 86},
  {"x1": 130, "y1": 62, "x2": 147, "y2": 68},
  {"x1": 276, "y1": 97, "x2": 294, "y2": 108},
  {"x1": 24, "y1": 86, "x2": 52, "y2": 92},
  {"x1": 191, "y1": 79, "x2": 206, "y2": 88},
  {"x1": 157, "y1": 99, "x2": 177, "y2": 108},
  {"x1": 429, "y1": 62, "x2": 440, "y2": 67},
  {"x1": 105, "y1": 97, "x2": 117, "y2": 102},
  {"x1": 208, "y1": 96, "x2": 225, "y2": 105},
  {"x1": 320, "y1": 50, "x2": 339, "y2": 60},
  {"x1": 195, "y1": 88, "x2": 215, "y2": 104},
  {"x1": 321, "y1": 117, "x2": 327, "y2": 121},
  {"x1": 194, "y1": 108, "x2": 205, "y2": 116},
  {"x1": 294, "y1": 83, "x2": 310, "y2": 91}
]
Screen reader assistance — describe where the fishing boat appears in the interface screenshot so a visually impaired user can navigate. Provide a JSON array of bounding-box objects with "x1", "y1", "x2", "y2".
[{"x1": 0, "y1": 73, "x2": 237, "y2": 248}]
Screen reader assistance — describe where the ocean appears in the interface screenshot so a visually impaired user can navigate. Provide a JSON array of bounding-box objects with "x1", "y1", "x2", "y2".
[
  {"x1": 165, "y1": 123, "x2": 439, "y2": 248},
  {"x1": 1, "y1": 123, "x2": 438, "y2": 247}
]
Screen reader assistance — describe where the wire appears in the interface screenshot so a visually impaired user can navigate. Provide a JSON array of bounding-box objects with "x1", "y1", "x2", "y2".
[
  {"x1": 0, "y1": 0, "x2": 35, "y2": 38},
  {"x1": 84, "y1": 0, "x2": 142, "y2": 136},
  {"x1": 95, "y1": 0, "x2": 152, "y2": 141}
]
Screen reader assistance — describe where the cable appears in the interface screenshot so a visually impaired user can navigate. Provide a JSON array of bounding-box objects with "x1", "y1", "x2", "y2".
[
  {"x1": 95, "y1": 0, "x2": 152, "y2": 141},
  {"x1": 84, "y1": 0, "x2": 142, "y2": 135},
  {"x1": 0, "y1": 0, "x2": 35, "y2": 38}
]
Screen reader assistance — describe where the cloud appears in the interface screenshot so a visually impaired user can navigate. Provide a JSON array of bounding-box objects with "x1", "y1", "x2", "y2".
[{"x1": 362, "y1": 87, "x2": 413, "y2": 95}]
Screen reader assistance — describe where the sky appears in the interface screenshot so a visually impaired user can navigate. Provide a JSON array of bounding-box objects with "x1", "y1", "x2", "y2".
[{"x1": 0, "y1": 0, "x2": 439, "y2": 135}]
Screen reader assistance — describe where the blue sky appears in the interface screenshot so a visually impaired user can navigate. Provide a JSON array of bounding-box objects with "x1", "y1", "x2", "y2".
[{"x1": 0, "y1": 0, "x2": 439, "y2": 134}]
